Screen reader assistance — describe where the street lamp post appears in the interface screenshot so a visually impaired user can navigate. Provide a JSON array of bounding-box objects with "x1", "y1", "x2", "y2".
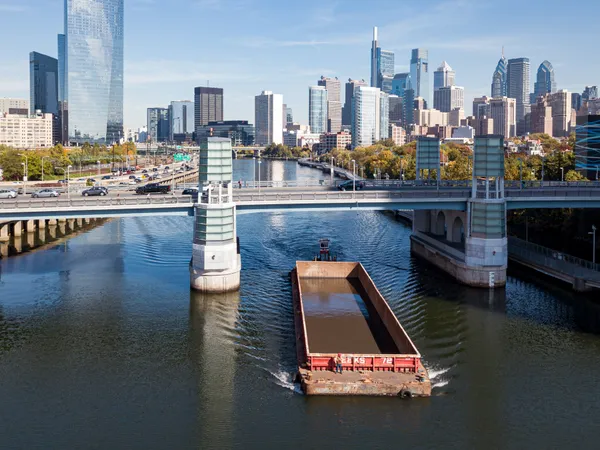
[
  {"x1": 517, "y1": 158, "x2": 523, "y2": 189},
  {"x1": 330, "y1": 156, "x2": 335, "y2": 186},
  {"x1": 351, "y1": 159, "x2": 356, "y2": 193},
  {"x1": 41, "y1": 156, "x2": 48, "y2": 182},
  {"x1": 258, "y1": 159, "x2": 262, "y2": 193},
  {"x1": 19, "y1": 154, "x2": 28, "y2": 195},
  {"x1": 541, "y1": 157, "x2": 545, "y2": 186},
  {"x1": 589, "y1": 225, "x2": 597, "y2": 264},
  {"x1": 561, "y1": 167, "x2": 564, "y2": 182},
  {"x1": 97, "y1": 160, "x2": 101, "y2": 176},
  {"x1": 400, "y1": 156, "x2": 404, "y2": 184},
  {"x1": 67, "y1": 165, "x2": 72, "y2": 199},
  {"x1": 253, "y1": 156, "x2": 256, "y2": 187}
]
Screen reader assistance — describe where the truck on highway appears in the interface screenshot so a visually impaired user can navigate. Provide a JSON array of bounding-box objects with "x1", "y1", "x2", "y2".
[{"x1": 135, "y1": 183, "x2": 171, "y2": 195}]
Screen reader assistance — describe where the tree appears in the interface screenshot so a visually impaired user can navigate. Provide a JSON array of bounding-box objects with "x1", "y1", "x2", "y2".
[
  {"x1": 0, "y1": 147, "x2": 24, "y2": 180},
  {"x1": 565, "y1": 170, "x2": 586, "y2": 181}
]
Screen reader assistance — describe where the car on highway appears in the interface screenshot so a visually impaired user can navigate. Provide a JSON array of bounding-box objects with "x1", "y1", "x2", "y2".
[
  {"x1": 0, "y1": 189, "x2": 17, "y2": 199},
  {"x1": 152, "y1": 168, "x2": 158, "y2": 172},
  {"x1": 142, "y1": 169, "x2": 148, "y2": 174},
  {"x1": 182, "y1": 187, "x2": 199, "y2": 196},
  {"x1": 128, "y1": 175, "x2": 137, "y2": 179},
  {"x1": 337, "y1": 180, "x2": 365, "y2": 191},
  {"x1": 82, "y1": 186, "x2": 108, "y2": 197},
  {"x1": 87, "y1": 178, "x2": 96, "y2": 183},
  {"x1": 135, "y1": 183, "x2": 171, "y2": 195},
  {"x1": 102, "y1": 175, "x2": 112, "y2": 180},
  {"x1": 31, "y1": 189, "x2": 60, "y2": 198}
]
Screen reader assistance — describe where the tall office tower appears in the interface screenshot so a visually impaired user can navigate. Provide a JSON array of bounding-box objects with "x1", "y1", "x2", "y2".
[
  {"x1": 342, "y1": 78, "x2": 367, "y2": 128},
  {"x1": 433, "y1": 61, "x2": 455, "y2": 92},
  {"x1": 65, "y1": 0, "x2": 123, "y2": 144},
  {"x1": 318, "y1": 76, "x2": 342, "y2": 132},
  {"x1": 530, "y1": 96, "x2": 553, "y2": 135},
  {"x1": 549, "y1": 90, "x2": 572, "y2": 137},
  {"x1": 491, "y1": 51, "x2": 507, "y2": 98},
  {"x1": 30, "y1": 51, "x2": 59, "y2": 143},
  {"x1": 308, "y1": 86, "x2": 328, "y2": 134},
  {"x1": 380, "y1": 92, "x2": 389, "y2": 139},
  {"x1": 147, "y1": 107, "x2": 169, "y2": 143},
  {"x1": 403, "y1": 79, "x2": 416, "y2": 129},
  {"x1": 575, "y1": 115, "x2": 600, "y2": 179},
  {"x1": 507, "y1": 57, "x2": 530, "y2": 135},
  {"x1": 392, "y1": 73, "x2": 410, "y2": 97},
  {"x1": 352, "y1": 86, "x2": 383, "y2": 148},
  {"x1": 533, "y1": 60, "x2": 556, "y2": 99},
  {"x1": 389, "y1": 95, "x2": 403, "y2": 125},
  {"x1": 285, "y1": 107, "x2": 293, "y2": 125},
  {"x1": 410, "y1": 49, "x2": 430, "y2": 108},
  {"x1": 583, "y1": 86, "x2": 598, "y2": 100},
  {"x1": 473, "y1": 96, "x2": 491, "y2": 118},
  {"x1": 433, "y1": 86, "x2": 464, "y2": 113},
  {"x1": 57, "y1": 34, "x2": 67, "y2": 144},
  {"x1": 169, "y1": 100, "x2": 194, "y2": 141},
  {"x1": 489, "y1": 97, "x2": 517, "y2": 138},
  {"x1": 370, "y1": 27, "x2": 394, "y2": 93},
  {"x1": 572, "y1": 93, "x2": 582, "y2": 112},
  {"x1": 194, "y1": 87, "x2": 223, "y2": 132},
  {"x1": 255, "y1": 91, "x2": 283, "y2": 146}
]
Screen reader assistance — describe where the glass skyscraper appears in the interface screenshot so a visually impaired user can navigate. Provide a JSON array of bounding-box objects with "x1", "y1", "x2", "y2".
[
  {"x1": 410, "y1": 49, "x2": 430, "y2": 108},
  {"x1": 308, "y1": 86, "x2": 327, "y2": 134},
  {"x1": 491, "y1": 53, "x2": 507, "y2": 98},
  {"x1": 65, "y1": 0, "x2": 124, "y2": 144},
  {"x1": 370, "y1": 27, "x2": 394, "y2": 94},
  {"x1": 169, "y1": 100, "x2": 194, "y2": 141},
  {"x1": 30, "y1": 52, "x2": 59, "y2": 116},
  {"x1": 533, "y1": 60, "x2": 556, "y2": 99}
]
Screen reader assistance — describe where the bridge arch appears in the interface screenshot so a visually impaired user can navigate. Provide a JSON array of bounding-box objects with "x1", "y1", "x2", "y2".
[
  {"x1": 451, "y1": 216, "x2": 465, "y2": 244},
  {"x1": 434, "y1": 211, "x2": 446, "y2": 236}
]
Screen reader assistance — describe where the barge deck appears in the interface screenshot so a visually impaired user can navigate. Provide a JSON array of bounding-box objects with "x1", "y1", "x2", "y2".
[{"x1": 291, "y1": 261, "x2": 431, "y2": 397}]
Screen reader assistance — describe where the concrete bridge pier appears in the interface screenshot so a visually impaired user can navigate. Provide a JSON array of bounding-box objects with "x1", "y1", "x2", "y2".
[
  {"x1": 0, "y1": 222, "x2": 9, "y2": 242},
  {"x1": 190, "y1": 137, "x2": 241, "y2": 293},
  {"x1": 410, "y1": 135, "x2": 507, "y2": 289}
]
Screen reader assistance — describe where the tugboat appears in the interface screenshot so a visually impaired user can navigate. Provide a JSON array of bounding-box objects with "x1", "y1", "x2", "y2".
[{"x1": 313, "y1": 239, "x2": 337, "y2": 261}]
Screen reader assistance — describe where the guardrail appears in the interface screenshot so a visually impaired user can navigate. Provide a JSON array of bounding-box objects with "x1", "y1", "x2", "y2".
[
  {"x1": 506, "y1": 188, "x2": 600, "y2": 198},
  {"x1": 508, "y1": 236, "x2": 600, "y2": 277},
  {"x1": 0, "y1": 196, "x2": 195, "y2": 210}
]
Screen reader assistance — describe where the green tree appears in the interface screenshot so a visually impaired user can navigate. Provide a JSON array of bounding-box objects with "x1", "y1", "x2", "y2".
[
  {"x1": 0, "y1": 147, "x2": 24, "y2": 180},
  {"x1": 565, "y1": 170, "x2": 586, "y2": 181}
]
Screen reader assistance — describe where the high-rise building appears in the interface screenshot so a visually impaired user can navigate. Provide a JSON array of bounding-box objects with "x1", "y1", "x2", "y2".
[
  {"x1": 370, "y1": 27, "x2": 394, "y2": 93},
  {"x1": 433, "y1": 61, "x2": 455, "y2": 92},
  {"x1": 389, "y1": 94, "x2": 403, "y2": 125},
  {"x1": 530, "y1": 96, "x2": 553, "y2": 135},
  {"x1": 30, "y1": 52, "x2": 59, "y2": 144},
  {"x1": 489, "y1": 97, "x2": 516, "y2": 138},
  {"x1": 449, "y1": 108, "x2": 465, "y2": 127},
  {"x1": 352, "y1": 86, "x2": 383, "y2": 148},
  {"x1": 410, "y1": 49, "x2": 430, "y2": 108},
  {"x1": 169, "y1": 100, "x2": 194, "y2": 141},
  {"x1": 319, "y1": 131, "x2": 352, "y2": 153},
  {"x1": 29, "y1": 52, "x2": 58, "y2": 116},
  {"x1": 308, "y1": 86, "x2": 327, "y2": 134},
  {"x1": 491, "y1": 51, "x2": 507, "y2": 98},
  {"x1": 403, "y1": 80, "x2": 416, "y2": 129},
  {"x1": 194, "y1": 87, "x2": 223, "y2": 130},
  {"x1": 0, "y1": 98, "x2": 29, "y2": 115},
  {"x1": 583, "y1": 86, "x2": 598, "y2": 100},
  {"x1": 255, "y1": 91, "x2": 283, "y2": 146},
  {"x1": 572, "y1": 93, "x2": 583, "y2": 112},
  {"x1": 473, "y1": 96, "x2": 491, "y2": 119},
  {"x1": 342, "y1": 79, "x2": 367, "y2": 128},
  {"x1": 195, "y1": 120, "x2": 255, "y2": 146},
  {"x1": 285, "y1": 107, "x2": 293, "y2": 125},
  {"x1": 147, "y1": 107, "x2": 169, "y2": 143},
  {"x1": 575, "y1": 115, "x2": 600, "y2": 179},
  {"x1": 0, "y1": 111, "x2": 53, "y2": 148},
  {"x1": 57, "y1": 34, "x2": 67, "y2": 144},
  {"x1": 318, "y1": 76, "x2": 342, "y2": 132},
  {"x1": 434, "y1": 86, "x2": 464, "y2": 113},
  {"x1": 548, "y1": 90, "x2": 572, "y2": 137},
  {"x1": 65, "y1": 0, "x2": 124, "y2": 144},
  {"x1": 380, "y1": 92, "x2": 389, "y2": 139},
  {"x1": 533, "y1": 60, "x2": 556, "y2": 100},
  {"x1": 391, "y1": 73, "x2": 410, "y2": 97},
  {"x1": 507, "y1": 57, "x2": 530, "y2": 135}
]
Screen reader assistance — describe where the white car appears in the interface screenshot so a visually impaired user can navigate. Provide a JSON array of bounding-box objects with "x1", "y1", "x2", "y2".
[{"x1": 0, "y1": 189, "x2": 17, "y2": 199}]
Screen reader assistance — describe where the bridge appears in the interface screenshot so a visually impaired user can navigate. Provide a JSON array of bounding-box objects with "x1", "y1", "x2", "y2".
[{"x1": 2, "y1": 136, "x2": 599, "y2": 293}]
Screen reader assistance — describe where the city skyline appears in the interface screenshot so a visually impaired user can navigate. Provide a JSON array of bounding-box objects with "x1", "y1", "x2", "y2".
[{"x1": 0, "y1": 0, "x2": 597, "y2": 130}]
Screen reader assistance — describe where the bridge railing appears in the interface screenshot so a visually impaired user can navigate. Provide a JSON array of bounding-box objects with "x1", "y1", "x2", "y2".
[
  {"x1": 506, "y1": 188, "x2": 600, "y2": 198},
  {"x1": 508, "y1": 236, "x2": 600, "y2": 275},
  {"x1": 0, "y1": 196, "x2": 195, "y2": 210}
]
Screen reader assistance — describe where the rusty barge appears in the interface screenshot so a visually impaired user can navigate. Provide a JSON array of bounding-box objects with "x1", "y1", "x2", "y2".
[{"x1": 291, "y1": 260, "x2": 431, "y2": 397}]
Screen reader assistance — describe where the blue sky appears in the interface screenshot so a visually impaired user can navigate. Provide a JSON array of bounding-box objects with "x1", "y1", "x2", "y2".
[{"x1": 0, "y1": 0, "x2": 597, "y2": 130}]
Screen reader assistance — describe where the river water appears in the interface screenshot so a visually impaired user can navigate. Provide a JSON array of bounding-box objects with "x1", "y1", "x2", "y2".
[{"x1": 0, "y1": 159, "x2": 599, "y2": 449}]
